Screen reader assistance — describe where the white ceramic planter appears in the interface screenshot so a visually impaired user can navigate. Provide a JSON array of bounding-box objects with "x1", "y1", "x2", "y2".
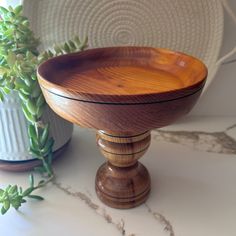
[{"x1": 0, "y1": 92, "x2": 73, "y2": 161}]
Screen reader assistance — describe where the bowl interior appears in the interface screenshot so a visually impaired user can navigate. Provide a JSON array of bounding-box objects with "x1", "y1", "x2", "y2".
[{"x1": 38, "y1": 47, "x2": 207, "y2": 99}]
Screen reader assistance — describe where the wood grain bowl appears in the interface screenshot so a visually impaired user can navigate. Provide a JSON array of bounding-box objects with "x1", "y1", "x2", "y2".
[
  {"x1": 37, "y1": 47, "x2": 207, "y2": 133},
  {"x1": 37, "y1": 46, "x2": 207, "y2": 209}
]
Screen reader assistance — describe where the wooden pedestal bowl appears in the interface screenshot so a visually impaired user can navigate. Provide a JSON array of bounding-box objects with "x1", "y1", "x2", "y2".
[{"x1": 37, "y1": 47, "x2": 207, "y2": 209}]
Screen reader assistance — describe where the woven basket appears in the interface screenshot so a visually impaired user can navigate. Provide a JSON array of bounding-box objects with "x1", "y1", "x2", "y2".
[{"x1": 22, "y1": 0, "x2": 225, "y2": 91}]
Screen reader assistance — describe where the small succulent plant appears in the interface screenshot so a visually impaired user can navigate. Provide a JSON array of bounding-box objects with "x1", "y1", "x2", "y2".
[{"x1": 0, "y1": 5, "x2": 87, "y2": 214}]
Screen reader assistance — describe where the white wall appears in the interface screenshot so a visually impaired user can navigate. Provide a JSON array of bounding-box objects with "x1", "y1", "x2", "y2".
[
  {"x1": 2, "y1": 0, "x2": 236, "y2": 116},
  {"x1": 192, "y1": 0, "x2": 236, "y2": 116}
]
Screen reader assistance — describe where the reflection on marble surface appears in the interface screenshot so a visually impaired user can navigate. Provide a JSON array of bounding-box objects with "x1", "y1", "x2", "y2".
[{"x1": 0, "y1": 116, "x2": 236, "y2": 236}]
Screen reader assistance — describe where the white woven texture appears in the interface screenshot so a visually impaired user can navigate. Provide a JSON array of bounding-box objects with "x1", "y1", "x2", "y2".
[{"x1": 22, "y1": 0, "x2": 223, "y2": 90}]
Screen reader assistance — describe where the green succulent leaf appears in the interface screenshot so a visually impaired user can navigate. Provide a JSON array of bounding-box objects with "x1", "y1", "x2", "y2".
[
  {"x1": 22, "y1": 187, "x2": 34, "y2": 197},
  {"x1": 21, "y1": 199, "x2": 27, "y2": 203},
  {"x1": 32, "y1": 83, "x2": 41, "y2": 98},
  {"x1": 9, "y1": 185, "x2": 17, "y2": 194},
  {"x1": 3, "y1": 200, "x2": 10, "y2": 212},
  {"x1": 8, "y1": 6, "x2": 14, "y2": 12},
  {"x1": 0, "y1": 91, "x2": 3, "y2": 101},
  {"x1": 19, "y1": 87, "x2": 30, "y2": 95},
  {"x1": 28, "y1": 124, "x2": 37, "y2": 139},
  {"x1": 18, "y1": 90, "x2": 28, "y2": 102},
  {"x1": 68, "y1": 40, "x2": 76, "y2": 50},
  {"x1": 22, "y1": 103, "x2": 36, "y2": 123},
  {"x1": 53, "y1": 45, "x2": 63, "y2": 54},
  {"x1": 2, "y1": 87, "x2": 11, "y2": 95},
  {"x1": 40, "y1": 124, "x2": 49, "y2": 147},
  {"x1": 19, "y1": 187, "x2": 23, "y2": 194},
  {"x1": 47, "y1": 152, "x2": 53, "y2": 165},
  {"x1": 36, "y1": 93, "x2": 45, "y2": 107},
  {"x1": 1, "y1": 206, "x2": 7, "y2": 215},
  {"x1": 14, "y1": 5, "x2": 23, "y2": 15},
  {"x1": 29, "y1": 137, "x2": 38, "y2": 152},
  {"x1": 0, "y1": 189, "x2": 4, "y2": 197},
  {"x1": 5, "y1": 185, "x2": 11, "y2": 192},
  {"x1": 38, "y1": 180, "x2": 45, "y2": 185},
  {"x1": 41, "y1": 137, "x2": 54, "y2": 156},
  {"x1": 63, "y1": 43, "x2": 70, "y2": 53},
  {"x1": 6, "y1": 51, "x2": 16, "y2": 66},
  {"x1": 74, "y1": 36, "x2": 81, "y2": 46},
  {"x1": 26, "y1": 99, "x2": 37, "y2": 115},
  {"x1": 29, "y1": 146, "x2": 41, "y2": 157},
  {"x1": 11, "y1": 199, "x2": 22, "y2": 210},
  {"x1": 24, "y1": 76, "x2": 32, "y2": 87},
  {"x1": 0, "y1": 6, "x2": 8, "y2": 15},
  {"x1": 28, "y1": 195, "x2": 44, "y2": 201},
  {"x1": 0, "y1": 4, "x2": 88, "y2": 215},
  {"x1": 47, "y1": 50, "x2": 53, "y2": 58},
  {"x1": 36, "y1": 105, "x2": 44, "y2": 119},
  {"x1": 29, "y1": 174, "x2": 34, "y2": 188}
]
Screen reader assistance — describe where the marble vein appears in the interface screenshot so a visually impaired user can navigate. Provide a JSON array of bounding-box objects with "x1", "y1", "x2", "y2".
[
  {"x1": 53, "y1": 181, "x2": 135, "y2": 236},
  {"x1": 226, "y1": 123, "x2": 236, "y2": 131},
  {"x1": 153, "y1": 126, "x2": 236, "y2": 155},
  {"x1": 145, "y1": 204, "x2": 175, "y2": 236}
]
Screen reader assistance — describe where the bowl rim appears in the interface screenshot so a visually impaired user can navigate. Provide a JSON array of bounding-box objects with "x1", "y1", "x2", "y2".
[{"x1": 37, "y1": 46, "x2": 208, "y2": 105}]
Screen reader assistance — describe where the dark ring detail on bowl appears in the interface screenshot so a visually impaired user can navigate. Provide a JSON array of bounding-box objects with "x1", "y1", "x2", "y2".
[{"x1": 40, "y1": 84, "x2": 204, "y2": 106}]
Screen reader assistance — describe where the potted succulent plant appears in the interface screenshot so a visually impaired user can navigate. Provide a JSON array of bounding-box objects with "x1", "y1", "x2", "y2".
[{"x1": 0, "y1": 5, "x2": 87, "y2": 214}]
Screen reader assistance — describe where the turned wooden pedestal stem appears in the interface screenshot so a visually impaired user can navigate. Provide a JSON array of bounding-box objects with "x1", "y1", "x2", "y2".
[{"x1": 95, "y1": 131, "x2": 151, "y2": 208}]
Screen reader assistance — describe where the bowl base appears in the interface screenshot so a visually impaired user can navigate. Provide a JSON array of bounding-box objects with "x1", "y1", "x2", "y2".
[{"x1": 95, "y1": 162, "x2": 151, "y2": 209}]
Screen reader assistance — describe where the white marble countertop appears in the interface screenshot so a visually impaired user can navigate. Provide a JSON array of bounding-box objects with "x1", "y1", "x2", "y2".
[{"x1": 1, "y1": 116, "x2": 236, "y2": 236}]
